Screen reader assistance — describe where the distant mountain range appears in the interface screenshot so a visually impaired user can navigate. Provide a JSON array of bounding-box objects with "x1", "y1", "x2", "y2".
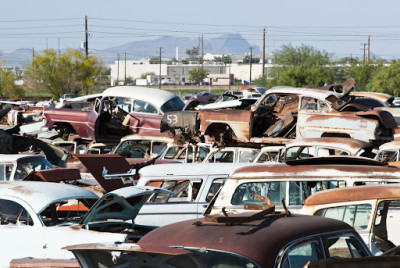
[{"x1": 1, "y1": 34, "x2": 261, "y2": 67}]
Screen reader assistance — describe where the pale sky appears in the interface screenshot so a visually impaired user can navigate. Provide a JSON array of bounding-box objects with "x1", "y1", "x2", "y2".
[{"x1": 1, "y1": 0, "x2": 400, "y2": 60}]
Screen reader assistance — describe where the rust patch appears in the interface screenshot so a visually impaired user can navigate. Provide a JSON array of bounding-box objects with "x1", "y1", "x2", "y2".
[{"x1": 304, "y1": 184, "x2": 400, "y2": 206}]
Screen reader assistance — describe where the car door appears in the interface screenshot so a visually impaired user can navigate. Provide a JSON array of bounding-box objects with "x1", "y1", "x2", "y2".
[{"x1": 130, "y1": 99, "x2": 163, "y2": 134}]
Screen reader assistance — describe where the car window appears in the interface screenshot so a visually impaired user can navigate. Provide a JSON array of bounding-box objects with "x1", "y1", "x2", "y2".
[
  {"x1": 115, "y1": 140, "x2": 151, "y2": 158},
  {"x1": 133, "y1": 100, "x2": 158, "y2": 114},
  {"x1": 376, "y1": 150, "x2": 398, "y2": 163},
  {"x1": 232, "y1": 181, "x2": 344, "y2": 207},
  {"x1": 160, "y1": 96, "x2": 185, "y2": 113},
  {"x1": 326, "y1": 236, "x2": 367, "y2": 258},
  {"x1": 14, "y1": 157, "x2": 54, "y2": 181},
  {"x1": 152, "y1": 142, "x2": 167, "y2": 155},
  {"x1": 231, "y1": 182, "x2": 286, "y2": 205},
  {"x1": 318, "y1": 147, "x2": 349, "y2": 157},
  {"x1": 375, "y1": 200, "x2": 400, "y2": 248},
  {"x1": 286, "y1": 146, "x2": 315, "y2": 160},
  {"x1": 238, "y1": 149, "x2": 259, "y2": 162},
  {"x1": 0, "y1": 164, "x2": 13, "y2": 181},
  {"x1": 147, "y1": 180, "x2": 203, "y2": 203},
  {"x1": 163, "y1": 146, "x2": 182, "y2": 159},
  {"x1": 206, "y1": 178, "x2": 225, "y2": 202},
  {"x1": 115, "y1": 97, "x2": 132, "y2": 113},
  {"x1": 282, "y1": 241, "x2": 321, "y2": 268},
  {"x1": 0, "y1": 199, "x2": 33, "y2": 226},
  {"x1": 315, "y1": 204, "x2": 372, "y2": 230},
  {"x1": 207, "y1": 151, "x2": 234, "y2": 163}
]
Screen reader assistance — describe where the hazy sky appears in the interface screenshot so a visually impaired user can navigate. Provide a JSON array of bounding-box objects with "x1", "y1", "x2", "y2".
[{"x1": 1, "y1": 0, "x2": 400, "y2": 60}]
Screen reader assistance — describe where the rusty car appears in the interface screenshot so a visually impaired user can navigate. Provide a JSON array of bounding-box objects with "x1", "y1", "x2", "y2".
[
  {"x1": 301, "y1": 184, "x2": 400, "y2": 255},
  {"x1": 0, "y1": 181, "x2": 171, "y2": 266},
  {"x1": 161, "y1": 79, "x2": 397, "y2": 146},
  {"x1": 209, "y1": 157, "x2": 400, "y2": 216},
  {"x1": 66, "y1": 211, "x2": 371, "y2": 268},
  {"x1": 44, "y1": 86, "x2": 185, "y2": 142}
]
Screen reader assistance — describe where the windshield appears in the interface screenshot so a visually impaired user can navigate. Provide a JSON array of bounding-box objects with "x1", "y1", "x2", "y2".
[
  {"x1": 40, "y1": 198, "x2": 98, "y2": 226},
  {"x1": 14, "y1": 157, "x2": 54, "y2": 181},
  {"x1": 160, "y1": 96, "x2": 185, "y2": 113}
]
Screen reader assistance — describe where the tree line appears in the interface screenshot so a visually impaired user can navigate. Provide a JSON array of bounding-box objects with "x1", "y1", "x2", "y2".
[{"x1": 1, "y1": 44, "x2": 400, "y2": 99}]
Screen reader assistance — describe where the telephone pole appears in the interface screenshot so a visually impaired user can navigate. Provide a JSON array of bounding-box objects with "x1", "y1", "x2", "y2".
[
  {"x1": 201, "y1": 34, "x2": 204, "y2": 67},
  {"x1": 367, "y1": 35, "x2": 370, "y2": 63},
  {"x1": 124, "y1": 51, "x2": 127, "y2": 85},
  {"x1": 249, "y1": 46, "x2": 253, "y2": 86},
  {"x1": 159, "y1": 47, "x2": 162, "y2": 89},
  {"x1": 85, "y1": 16, "x2": 88, "y2": 59},
  {"x1": 363, "y1": 43, "x2": 366, "y2": 63},
  {"x1": 117, "y1": 54, "x2": 120, "y2": 84},
  {"x1": 262, "y1": 28, "x2": 266, "y2": 76}
]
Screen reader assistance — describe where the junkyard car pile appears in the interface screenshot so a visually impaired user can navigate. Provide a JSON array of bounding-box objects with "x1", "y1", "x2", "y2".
[{"x1": 3, "y1": 80, "x2": 400, "y2": 267}]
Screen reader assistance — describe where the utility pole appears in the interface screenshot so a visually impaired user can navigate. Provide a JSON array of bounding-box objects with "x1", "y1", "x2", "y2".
[
  {"x1": 249, "y1": 46, "x2": 253, "y2": 86},
  {"x1": 58, "y1": 38, "x2": 61, "y2": 55},
  {"x1": 262, "y1": 28, "x2": 266, "y2": 76},
  {"x1": 363, "y1": 43, "x2": 366, "y2": 63},
  {"x1": 367, "y1": 35, "x2": 370, "y2": 63},
  {"x1": 201, "y1": 34, "x2": 204, "y2": 67},
  {"x1": 117, "y1": 54, "x2": 120, "y2": 84},
  {"x1": 85, "y1": 16, "x2": 89, "y2": 59},
  {"x1": 32, "y1": 48, "x2": 35, "y2": 64},
  {"x1": 159, "y1": 47, "x2": 162, "y2": 89},
  {"x1": 124, "y1": 51, "x2": 127, "y2": 85}
]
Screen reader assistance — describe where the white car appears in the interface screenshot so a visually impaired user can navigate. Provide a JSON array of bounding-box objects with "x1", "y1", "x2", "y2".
[
  {"x1": 0, "y1": 154, "x2": 54, "y2": 181},
  {"x1": 0, "y1": 181, "x2": 166, "y2": 266}
]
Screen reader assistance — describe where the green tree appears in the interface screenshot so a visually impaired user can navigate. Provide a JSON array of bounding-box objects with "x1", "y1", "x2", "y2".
[
  {"x1": 254, "y1": 75, "x2": 268, "y2": 87},
  {"x1": 269, "y1": 44, "x2": 340, "y2": 88},
  {"x1": 140, "y1": 72, "x2": 156, "y2": 79},
  {"x1": 24, "y1": 49, "x2": 103, "y2": 98},
  {"x1": 242, "y1": 55, "x2": 260, "y2": 64},
  {"x1": 214, "y1": 55, "x2": 232, "y2": 64},
  {"x1": 0, "y1": 66, "x2": 25, "y2": 98},
  {"x1": 371, "y1": 60, "x2": 400, "y2": 96},
  {"x1": 346, "y1": 61, "x2": 382, "y2": 91},
  {"x1": 149, "y1": 57, "x2": 160, "y2": 64},
  {"x1": 186, "y1": 46, "x2": 199, "y2": 60},
  {"x1": 188, "y1": 67, "x2": 207, "y2": 84}
]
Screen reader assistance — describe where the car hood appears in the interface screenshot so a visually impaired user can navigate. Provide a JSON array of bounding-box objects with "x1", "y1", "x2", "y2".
[{"x1": 81, "y1": 186, "x2": 173, "y2": 226}]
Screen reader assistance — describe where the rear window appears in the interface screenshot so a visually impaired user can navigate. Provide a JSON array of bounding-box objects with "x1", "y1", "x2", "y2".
[
  {"x1": 160, "y1": 96, "x2": 185, "y2": 113},
  {"x1": 315, "y1": 204, "x2": 372, "y2": 230}
]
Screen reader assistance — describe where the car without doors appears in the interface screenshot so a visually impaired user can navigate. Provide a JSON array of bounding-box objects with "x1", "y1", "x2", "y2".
[
  {"x1": 44, "y1": 86, "x2": 185, "y2": 142},
  {"x1": 161, "y1": 79, "x2": 397, "y2": 146}
]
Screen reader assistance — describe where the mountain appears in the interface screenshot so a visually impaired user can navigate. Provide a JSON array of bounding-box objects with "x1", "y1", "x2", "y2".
[
  {"x1": 94, "y1": 34, "x2": 261, "y2": 63},
  {"x1": 1, "y1": 34, "x2": 261, "y2": 66}
]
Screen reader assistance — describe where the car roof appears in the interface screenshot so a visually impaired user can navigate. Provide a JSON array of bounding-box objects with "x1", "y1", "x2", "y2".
[
  {"x1": 379, "y1": 141, "x2": 400, "y2": 151},
  {"x1": 304, "y1": 184, "x2": 400, "y2": 206},
  {"x1": 0, "y1": 154, "x2": 45, "y2": 163},
  {"x1": 263, "y1": 87, "x2": 343, "y2": 100},
  {"x1": 102, "y1": 86, "x2": 179, "y2": 109},
  {"x1": 119, "y1": 133, "x2": 174, "y2": 143},
  {"x1": 138, "y1": 214, "x2": 355, "y2": 267},
  {"x1": 285, "y1": 137, "x2": 372, "y2": 154},
  {"x1": 138, "y1": 162, "x2": 262, "y2": 178},
  {"x1": 0, "y1": 181, "x2": 98, "y2": 214},
  {"x1": 229, "y1": 160, "x2": 400, "y2": 181}
]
